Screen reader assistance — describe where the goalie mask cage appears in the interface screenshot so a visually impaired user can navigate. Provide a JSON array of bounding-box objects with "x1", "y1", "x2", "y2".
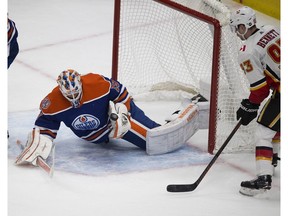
[{"x1": 111, "y1": 0, "x2": 256, "y2": 154}]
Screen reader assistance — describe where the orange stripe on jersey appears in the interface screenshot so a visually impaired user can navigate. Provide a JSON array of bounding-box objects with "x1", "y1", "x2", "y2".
[
  {"x1": 130, "y1": 119, "x2": 147, "y2": 138},
  {"x1": 85, "y1": 125, "x2": 109, "y2": 141},
  {"x1": 7, "y1": 19, "x2": 15, "y2": 42},
  {"x1": 123, "y1": 98, "x2": 131, "y2": 111},
  {"x1": 7, "y1": 26, "x2": 14, "y2": 41},
  {"x1": 114, "y1": 90, "x2": 131, "y2": 111},
  {"x1": 40, "y1": 129, "x2": 57, "y2": 139},
  {"x1": 115, "y1": 89, "x2": 128, "y2": 102}
]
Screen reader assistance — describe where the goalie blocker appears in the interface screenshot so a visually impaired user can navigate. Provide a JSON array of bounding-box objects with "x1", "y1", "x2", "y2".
[
  {"x1": 146, "y1": 100, "x2": 209, "y2": 155},
  {"x1": 15, "y1": 128, "x2": 53, "y2": 166}
]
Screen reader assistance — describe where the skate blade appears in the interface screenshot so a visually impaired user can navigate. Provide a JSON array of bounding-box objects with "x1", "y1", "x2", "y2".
[{"x1": 239, "y1": 187, "x2": 268, "y2": 197}]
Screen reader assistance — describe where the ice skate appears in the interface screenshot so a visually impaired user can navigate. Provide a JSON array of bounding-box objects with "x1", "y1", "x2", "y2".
[{"x1": 239, "y1": 175, "x2": 272, "y2": 196}]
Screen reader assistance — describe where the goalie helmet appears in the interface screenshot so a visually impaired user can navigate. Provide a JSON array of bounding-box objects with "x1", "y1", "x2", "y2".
[
  {"x1": 230, "y1": 6, "x2": 256, "y2": 32},
  {"x1": 57, "y1": 69, "x2": 82, "y2": 108}
]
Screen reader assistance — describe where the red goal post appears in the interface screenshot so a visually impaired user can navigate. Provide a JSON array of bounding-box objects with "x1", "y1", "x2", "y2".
[{"x1": 111, "y1": 0, "x2": 256, "y2": 154}]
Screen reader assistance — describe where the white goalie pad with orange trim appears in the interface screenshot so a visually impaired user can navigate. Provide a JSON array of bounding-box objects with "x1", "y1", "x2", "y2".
[{"x1": 146, "y1": 103, "x2": 199, "y2": 155}]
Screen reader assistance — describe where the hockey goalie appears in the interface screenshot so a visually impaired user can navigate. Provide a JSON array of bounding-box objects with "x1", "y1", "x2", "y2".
[{"x1": 15, "y1": 69, "x2": 209, "y2": 173}]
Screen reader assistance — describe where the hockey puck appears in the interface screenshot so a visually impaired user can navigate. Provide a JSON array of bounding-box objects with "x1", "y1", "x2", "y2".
[{"x1": 110, "y1": 113, "x2": 118, "y2": 121}]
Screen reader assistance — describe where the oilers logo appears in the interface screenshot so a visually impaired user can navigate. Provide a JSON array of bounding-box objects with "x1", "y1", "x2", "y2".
[{"x1": 72, "y1": 114, "x2": 100, "y2": 130}]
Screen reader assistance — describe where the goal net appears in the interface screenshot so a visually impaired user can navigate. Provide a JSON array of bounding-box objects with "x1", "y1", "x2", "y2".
[{"x1": 111, "y1": 0, "x2": 257, "y2": 153}]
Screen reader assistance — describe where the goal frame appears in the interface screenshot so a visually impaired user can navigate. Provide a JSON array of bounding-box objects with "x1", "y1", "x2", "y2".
[{"x1": 111, "y1": 0, "x2": 223, "y2": 154}]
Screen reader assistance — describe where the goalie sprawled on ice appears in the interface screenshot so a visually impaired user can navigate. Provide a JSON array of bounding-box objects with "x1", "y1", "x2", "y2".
[{"x1": 15, "y1": 69, "x2": 209, "y2": 171}]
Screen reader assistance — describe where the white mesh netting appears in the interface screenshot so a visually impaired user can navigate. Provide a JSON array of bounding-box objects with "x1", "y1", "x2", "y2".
[{"x1": 114, "y1": 0, "x2": 256, "y2": 153}]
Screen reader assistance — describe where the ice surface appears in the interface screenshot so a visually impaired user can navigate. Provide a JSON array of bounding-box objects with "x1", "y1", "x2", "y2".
[{"x1": 5, "y1": 0, "x2": 283, "y2": 216}]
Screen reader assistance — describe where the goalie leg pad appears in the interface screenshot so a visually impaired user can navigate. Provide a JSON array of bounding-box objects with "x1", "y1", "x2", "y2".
[
  {"x1": 15, "y1": 128, "x2": 53, "y2": 166},
  {"x1": 165, "y1": 98, "x2": 209, "y2": 129},
  {"x1": 146, "y1": 104, "x2": 199, "y2": 155}
]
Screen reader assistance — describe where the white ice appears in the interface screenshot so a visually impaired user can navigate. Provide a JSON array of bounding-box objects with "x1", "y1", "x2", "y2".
[{"x1": 4, "y1": 0, "x2": 284, "y2": 216}]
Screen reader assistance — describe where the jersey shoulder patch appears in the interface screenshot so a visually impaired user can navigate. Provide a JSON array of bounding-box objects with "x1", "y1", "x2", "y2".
[{"x1": 40, "y1": 87, "x2": 71, "y2": 114}]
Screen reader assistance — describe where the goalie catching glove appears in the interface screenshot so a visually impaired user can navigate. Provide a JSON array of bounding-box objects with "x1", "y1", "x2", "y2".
[
  {"x1": 108, "y1": 102, "x2": 131, "y2": 139},
  {"x1": 15, "y1": 128, "x2": 53, "y2": 166},
  {"x1": 237, "y1": 99, "x2": 259, "y2": 126}
]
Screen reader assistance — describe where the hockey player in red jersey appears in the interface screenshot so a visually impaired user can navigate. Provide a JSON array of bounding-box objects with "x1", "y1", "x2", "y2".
[
  {"x1": 230, "y1": 6, "x2": 280, "y2": 196},
  {"x1": 15, "y1": 69, "x2": 161, "y2": 166}
]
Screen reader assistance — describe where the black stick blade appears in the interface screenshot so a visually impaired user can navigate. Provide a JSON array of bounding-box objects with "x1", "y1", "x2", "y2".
[
  {"x1": 166, "y1": 183, "x2": 197, "y2": 192},
  {"x1": 166, "y1": 121, "x2": 242, "y2": 193}
]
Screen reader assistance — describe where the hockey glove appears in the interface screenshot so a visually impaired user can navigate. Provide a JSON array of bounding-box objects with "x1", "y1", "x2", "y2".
[
  {"x1": 108, "y1": 102, "x2": 131, "y2": 139},
  {"x1": 15, "y1": 128, "x2": 53, "y2": 166},
  {"x1": 237, "y1": 99, "x2": 259, "y2": 126}
]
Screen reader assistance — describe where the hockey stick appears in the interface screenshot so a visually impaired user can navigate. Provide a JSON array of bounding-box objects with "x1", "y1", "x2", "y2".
[{"x1": 167, "y1": 120, "x2": 242, "y2": 192}]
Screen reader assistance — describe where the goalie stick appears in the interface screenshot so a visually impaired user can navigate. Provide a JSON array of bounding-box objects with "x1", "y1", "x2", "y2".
[
  {"x1": 16, "y1": 140, "x2": 55, "y2": 177},
  {"x1": 166, "y1": 120, "x2": 242, "y2": 192}
]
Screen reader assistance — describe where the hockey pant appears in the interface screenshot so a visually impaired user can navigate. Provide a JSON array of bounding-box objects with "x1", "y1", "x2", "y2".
[
  {"x1": 121, "y1": 101, "x2": 161, "y2": 149},
  {"x1": 255, "y1": 91, "x2": 280, "y2": 176}
]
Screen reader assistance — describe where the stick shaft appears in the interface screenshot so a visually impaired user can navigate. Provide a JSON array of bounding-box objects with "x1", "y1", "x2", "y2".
[
  {"x1": 195, "y1": 120, "x2": 242, "y2": 185},
  {"x1": 167, "y1": 120, "x2": 242, "y2": 192}
]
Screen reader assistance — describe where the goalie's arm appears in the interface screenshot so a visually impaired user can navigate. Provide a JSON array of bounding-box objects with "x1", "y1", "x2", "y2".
[{"x1": 34, "y1": 110, "x2": 60, "y2": 140}]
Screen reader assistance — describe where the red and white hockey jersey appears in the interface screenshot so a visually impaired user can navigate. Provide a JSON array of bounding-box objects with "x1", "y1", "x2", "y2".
[{"x1": 238, "y1": 25, "x2": 280, "y2": 104}]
